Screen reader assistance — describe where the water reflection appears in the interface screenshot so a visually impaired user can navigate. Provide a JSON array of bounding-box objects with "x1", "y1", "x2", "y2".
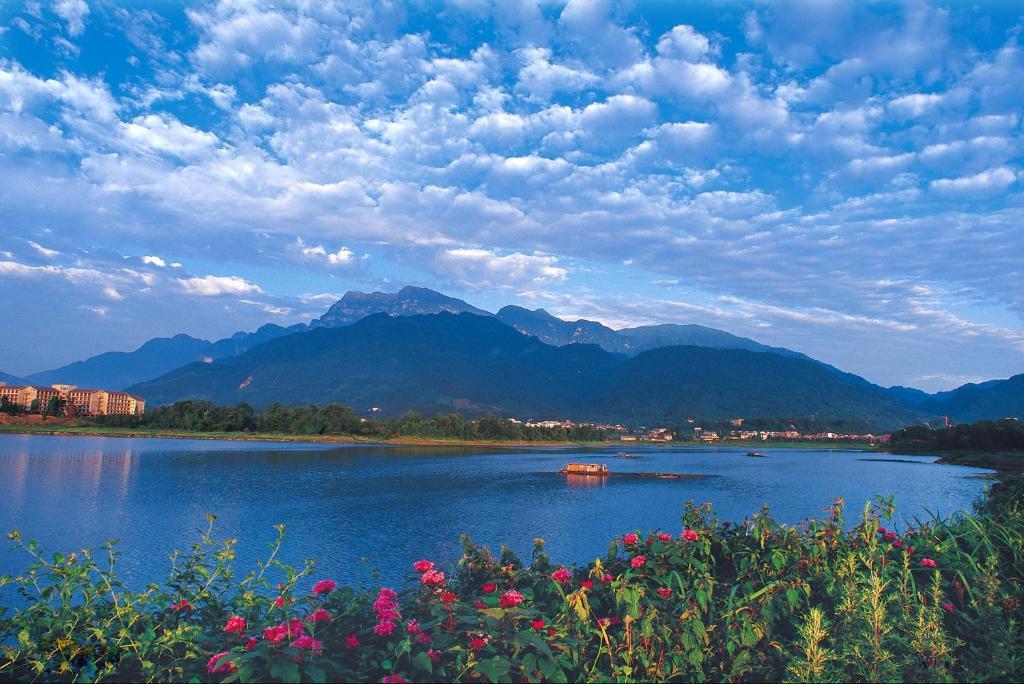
[{"x1": 564, "y1": 473, "x2": 608, "y2": 488}]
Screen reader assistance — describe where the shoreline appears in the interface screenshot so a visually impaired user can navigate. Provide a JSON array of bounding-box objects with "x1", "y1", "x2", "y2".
[{"x1": 0, "y1": 424, "x2": 883, "y2": 450}]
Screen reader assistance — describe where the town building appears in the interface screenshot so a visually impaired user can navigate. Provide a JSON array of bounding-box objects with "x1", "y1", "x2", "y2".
[{"x1": 0, "y1": 382, "x2": 145, "y2": 416}]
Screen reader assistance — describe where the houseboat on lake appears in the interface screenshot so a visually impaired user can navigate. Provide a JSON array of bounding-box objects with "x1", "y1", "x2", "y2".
[
  {"x1": 746, "y1": 451, "x2": 766, "y2": 458},
  {"x1": 560, "y1": 463, "x2": 610, "y2": 476}
]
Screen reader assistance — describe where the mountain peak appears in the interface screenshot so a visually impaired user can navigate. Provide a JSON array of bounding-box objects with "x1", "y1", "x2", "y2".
[{"x1": 316, "y1": 286, "x2": 490, "y2": 327}]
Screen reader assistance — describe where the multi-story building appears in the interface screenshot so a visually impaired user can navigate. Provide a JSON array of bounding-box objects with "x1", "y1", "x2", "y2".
[{"x1": 0, "y1": 382, "x2": 145, "y2": 416}]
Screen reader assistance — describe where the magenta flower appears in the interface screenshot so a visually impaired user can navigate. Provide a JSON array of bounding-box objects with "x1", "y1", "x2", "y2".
[
  {"x1": 681, "y1": 529, "x2": 699, "y2": 542},
  {"x1": 421, "y1": 570, "x2": 446, "y2": 586},
  {"x1": 943, "y1": 602, "x2": 954, "y2": 613},
  {"x1": 482, "y1": 582, "x2": 497, "y2": 594},
  {"x1": 206, "y1": 651, "x2": 235, "y2": 674},
  {"x1": 223, "y1": 616, "x2": 246, "y2": 634},
  {"x1": 307, "y1": 609, "x2": 332, "y2": 624},
  {"x1": 657, "y1": 532, "x2": 672, "y2": 543},
  {"x1": 406, "y1": 619, "x2": 420, "y2": 634},
  {"x1": 344, "y1": 635, "x2": 360, "y2": 649},
  {"x1": 623, "y1": 532, "x2": 639, "y2": 545},
  {"x1": 498, "y1": 589, "x2": 524, "y2": 608},
  {"x1": 922, "y1": 558, "x2": 939, "y2": 568},
  {"x1": 413, "y1": 560, "x2": 435, "y2": 573},
  {"x1": 373, "y1": 620, "x2": 396, "y2": 637},
  {"x1": 631, "y1": 555, "x2": 646, "y2": 569},
  {"x1": 551, "y1": 567, "x2": 572, "y2": 584},
  {"x1": 290, "y1": 635, "x2": 323, "y2": 655},
  {"x1": 312, "y1": 579, "x2": 336, "y2": 596}
]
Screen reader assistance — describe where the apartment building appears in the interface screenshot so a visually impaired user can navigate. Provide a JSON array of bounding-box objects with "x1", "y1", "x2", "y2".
[{"x1": 0, "y1": 382, "x2": 145, "y2": 416}]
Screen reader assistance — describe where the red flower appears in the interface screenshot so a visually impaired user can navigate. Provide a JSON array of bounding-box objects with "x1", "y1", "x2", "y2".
[
  {"x1": 551, "y1": 567, "x2": 572, "y2": 584},
  {"x1": 623, "y1": 532, "x2": 639, "y2": 545},
  {"x1": 344, "y1": 635, "x2": 360, "y2": 649},
  {"x1": 428, "y1": 649, "x2": 441, "y2": 663},
  {"x1": 416, "y1": 631, "x2": 432, "y2": 645},
  {"x1": 547, "y1": 628, "x2": 557, "y2": 636},
  {"x1": 499, "y1": 589, "x2": 524, "y2": 608},
  {"x1": 377, "y1": 607, "x2": 400, "y2": 622},
  {"x1": 381, "y1": 676, "x2": 408, "y2": 684},
  {"x1": 601, "y1": 573, "x2": 613, "y2": 584},
  {"x1": 631, "y1": 555, "x2": 646, "y2": 569},
  {"x1": 378, "y1": 588, "x2": 398, "y2": 600},
  {"x1": 893, "y1": 540, "x2": 903, "y2": 549},
  {"x1": 206, "y1": 651, "x2": 236, "y2": 674},
  {"x1": 374, "y1": 620, "x2": 396, "y2": 637},
  {"x1": 312, "y1": 579, "x2": 336, "y2": 596},
  {"x1": 681, "y1": 529, "x2": 699, "y2": 542},
  {"x1": 170, "y1": 599, "x2": 193, "y2": 613},
  {"x1": 922, "y1": 558, "x2": 938, "y2": 568},
  {"x1": 581, "y1": 579, "x2": 594, "y2": 590},
  {"x1": 307, "y1": 609, "x2": 332, "y2": 624},
  {"x1": 885, "y1": 531, "x2": 897, "y2": 541},
  {"x1": 943, "y1": 602, "x2": 954, "y2": 613},
  {"x1": 245, "y1": 638, "x2": 257, "y2": 650},
  {"x1": 406, "y1": 619, "x2": 420, "y2": 634},
  {"x1": 877, "y1": 526, "x2": 887, "y2": 535},
  {"x1": 413, "y1": 560, "x2": 435, "y2": 573},
  {"x1": 657, "y1": 532, "x2": 673, "y2": 543},
  {"x1": 440, "y1": 591, "x2": 459, "y2": 605},
  {"x1": 532, "y1": 619, "x2": 545, "y2": 629},
  {"x1": 473, "y1": 600, "x2": 486, "y2": 609},
  {"x1": 482, "y1": 583, "x2": 497, "y2": 594},
  {"x1": 290, "y1": 635, "x2": 323, "y2": 655},
  {"x1": 657, "y1": 587, "x2": 672, "y2": 598},
  {"x1": 274, "y1": 596, "x2": 286, "y2": 608},
  {"x1": 223, "y1": 616, "x2": 246, "y2": 634},
  {"x1": 469, "y1": 637, "x2": 488, "y2": 651}
]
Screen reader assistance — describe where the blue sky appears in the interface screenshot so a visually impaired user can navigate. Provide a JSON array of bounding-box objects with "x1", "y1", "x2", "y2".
[{"x1": 1, "y1": 0, "x2": 1022, "y2": 391}]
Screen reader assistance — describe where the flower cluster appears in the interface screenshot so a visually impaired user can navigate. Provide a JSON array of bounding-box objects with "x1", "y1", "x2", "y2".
[
  {"x1": 372, "y1": 588, "x2": 401, "y2": 637},
  {"x1": 551, "y1": 567, "x2": 572, "y2": 584}
]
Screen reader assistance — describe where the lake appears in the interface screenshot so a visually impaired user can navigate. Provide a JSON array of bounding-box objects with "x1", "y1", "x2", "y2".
[{"x1": 0, "y1": 434, "x2": 992, "y2": 590}]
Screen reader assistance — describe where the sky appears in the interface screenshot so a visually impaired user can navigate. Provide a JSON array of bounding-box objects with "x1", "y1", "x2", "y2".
[{"x1": 0, "y1": 0, "x2": 1022, "y2": 391}]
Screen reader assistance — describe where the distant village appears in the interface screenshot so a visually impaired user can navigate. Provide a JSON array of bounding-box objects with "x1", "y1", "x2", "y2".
[
  {"x1": 510, "y1": 416, "x2": 890, "y2": 443},
  {"x1": 0, "y1": 382, "x2": 145, "y2": 417}
]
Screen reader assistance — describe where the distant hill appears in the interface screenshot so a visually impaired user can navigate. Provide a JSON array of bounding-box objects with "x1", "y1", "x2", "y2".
[
  {"x1": 0, "y1": 371, "x2": 22, "y2": 384},
  {"x1": 903, "y1": 374, "x2": 1024, "y2": 423},
  {"x1": 23, "y1": 324, "x2": 303, "y2": 390},
  {"x1": 496, "y1": 306, "x2": 625, "y2": 350},
  {"x1": 313, "y1": 285, "x2": 489, "y2": 327},
  {"x1": 130, "y1": 312, "x2": 926, "y2": 430}
]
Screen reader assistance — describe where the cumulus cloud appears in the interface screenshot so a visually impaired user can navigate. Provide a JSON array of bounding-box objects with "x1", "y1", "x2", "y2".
[
  {"x1": 177, "y1": 275, "x2": 264, "y2": 297},
  {"x1": 54, "y1": 0, "x2": 90, "y2": 37},
  {"x1": 436, "y1": 248, "x2": 568, "y2": 289},
  {"x1": 930, "y1": 166, "x2": 1017, "y2": 195}
]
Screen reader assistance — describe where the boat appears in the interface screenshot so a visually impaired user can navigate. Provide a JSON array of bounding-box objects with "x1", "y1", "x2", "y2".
[
  {"x1": 614, "y1": 452, "x2": 641, "y2": 459},
  {"x1": 746, "y1": 451, "x2": 766, "y2": 458},
  {"x1": 559, "y1": 463, "x2": 610, "y2": 476}
]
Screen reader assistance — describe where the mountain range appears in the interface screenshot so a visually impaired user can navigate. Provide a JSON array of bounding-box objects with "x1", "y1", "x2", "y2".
[
  {"x1": 11, "y1": 285, "x2": 1024, "y2": 425},
  {"x1": 129, "y1": 312, "x2": 926, "y2": 430}
]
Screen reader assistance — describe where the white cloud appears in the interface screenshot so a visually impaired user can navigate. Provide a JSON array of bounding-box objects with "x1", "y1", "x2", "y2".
[
  {"x1": 437, "y1": 248, "x2": 568, "y2": 289},
  {"x1": 930, "y1": 166, "x2": 1017, "y2": 195},
  {"x1": 54, "y1": 0, "x2": 89, "y2": 37},
  {"x1": 28, "y1": 240, "x2": 59, "y2": 258},
  {"x1": 142, "y1": 255, "x2": 166, "y2": 267},
  {"x1": 177, "y1": 275, "x2": 263, "y2": 296}
]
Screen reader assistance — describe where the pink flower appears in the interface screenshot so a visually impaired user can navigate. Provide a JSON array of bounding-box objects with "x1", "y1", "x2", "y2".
[
  {"x1": 312, "y1": 579, "x2": 336, "y2": 596},
  {"x1": 223, "y1": 616, "x2": 246, "y2": 634},
  {"x1": 893, "y1": 540, "x2": 903, "y2": 549},
  {"x1": 885, "y1": 531, "x2": 897, "y2": 541},
  {"x1": 922, "y1": 558, "x2": 938, "y2": 568},
  {"x1": 482, "y1": 583, "x2": 497, "y2": 594},
  {"x1": 413, "y1": 560, "x2": 435, "y2": 573},
  {"x1": 657, "y1": 587, "x2": 672, "y2": 598},
  {"x1": 581, "y1": 579, "x2": 594, "y2": 590},
  {"x1": 877, "y1": 526, "x2": 887, "y2": 535},
  {"x1": 373, "y1": 597, "x2": 397, "y2": 613},
  {"x1": 598, "y1": 617, "x2": 610, "y2": 627},
  {"x1": 681, "y1": 529, "x2": 699, "y2": 542},
  {"x1": 206, "y1": 651, "x2": 236, "y2": 674},
  {"x1": 381, "y1": 676, "x2": 408, "y2": 684},
  {"x1": 473, "y1": 600, "x2": 486, "y2": 609},
  {"x1": 374, "y1": 620, "x2": 396, "y2": 637},
  {"x1": 657, "y1": 532, "x2": 672, "y2": 543},
  {"x1": 307, "y1": 609, "x2": 332, "y2": 624},
  {"x1": 245, "y1": 638, "x2": 258, "y2": 650},
  {"x1": 406, "y1": 619, "x2": 420, "y2": 634},
  {"x1": 469, "y1": 637, "x2": 487, "y2": 651},
  {"x1": 290, "y1": 635, "x2": 323, "y2": 655},
  {"x1": 499, "y1": 589, "x2": 524, "y2": 608},
  {"x1": 421, "y1": 570, "x2": 446, "y2": 587},
  {"x1": 551, "y1": 567, "x2": 572, "y2": 584},
  {"x1": 601, "y1": 573, "x2": 613, "y2": 584},
  {"x1": 532, "y1": 619, "x2": 545, "y2": 629},
  {"x1": 623, "y1": 532, "x2": 639, "y2": 545},
  {"x1": 416, "y1": 631, "x2": 432, "y2": 645},
  {"x1": 378, "y1": 587, "x2": 398, "y2": 600},
  {"x1": 274, "y1": 596, "x2": 285, "y2": 608},
  {"x1": 377, "y1": 607, "x2": 400, "y2": 622},
  {"x1": 344, "y1": 635, "x2": 360, "y2": 649},
  {"x1": 631, "y1": 555, "x2": 646, "y2": 569},
  {"x1": 263, "y1": 624, "x2": 287, "y2": 645},
  {"x1": 428, "y1": 649, "x2": 441, "y2": 663},
  {"x1": 439, "y1": 591, "x2": 459, "y2": 605},
  {"x1": 943, "y1": 602, "x2": 954, "y2": 613},
  {"x1": 287, "y1": 618, "x2": 306, "y2": 638}
]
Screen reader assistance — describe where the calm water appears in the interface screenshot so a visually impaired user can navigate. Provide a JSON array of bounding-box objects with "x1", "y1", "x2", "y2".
[{"x1": 0, "y1": 434, "x2": 993, "y2": 590}]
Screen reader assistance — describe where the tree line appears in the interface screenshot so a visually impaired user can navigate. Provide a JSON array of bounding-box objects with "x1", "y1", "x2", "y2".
[
  {"x1": 889, "y1": 418, "x2": 1024, "y2": 452},
  {"x1": 91, "y1": 400, "x2": 609, "y2": 442}
]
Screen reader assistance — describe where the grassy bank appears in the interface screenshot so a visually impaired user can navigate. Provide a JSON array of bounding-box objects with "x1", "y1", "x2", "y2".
[{"x1": 1, "y1": 474, "x2": 1021, "y2": 682}]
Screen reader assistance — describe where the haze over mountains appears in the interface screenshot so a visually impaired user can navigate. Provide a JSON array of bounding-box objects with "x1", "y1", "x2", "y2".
[{"x1": 12, "y1": 286, "x2": 1024, "y2": 426}]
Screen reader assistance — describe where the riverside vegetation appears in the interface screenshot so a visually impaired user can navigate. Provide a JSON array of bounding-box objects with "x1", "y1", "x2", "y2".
[{"x1": 1, "y1": 475, "x2": 1022, "y2": 683}]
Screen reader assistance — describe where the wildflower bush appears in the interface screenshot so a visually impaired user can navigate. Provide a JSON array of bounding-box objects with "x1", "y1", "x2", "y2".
[{"x1": 2, "y1": 478, "x2": 1023, "y2": 683}]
